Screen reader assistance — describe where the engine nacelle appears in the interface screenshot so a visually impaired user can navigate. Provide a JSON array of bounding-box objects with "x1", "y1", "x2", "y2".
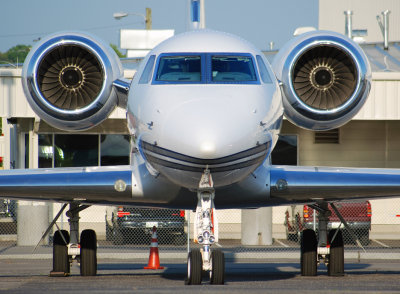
[
  {"x1": 272, "y1": 30, "x2": 371, "y2": 131},
  {"x1": 22, "y1": 32, "x2": 123, "y2": 131}
]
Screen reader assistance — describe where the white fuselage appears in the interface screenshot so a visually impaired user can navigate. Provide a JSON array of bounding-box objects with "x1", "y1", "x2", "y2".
[{"x1": 127, "y1": 30, "x2": 283, "y2": 189}]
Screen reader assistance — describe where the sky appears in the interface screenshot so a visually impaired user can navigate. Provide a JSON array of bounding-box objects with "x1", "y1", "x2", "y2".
[{"x1": 0, "y1": 0, "x2": 318, "y2": 53}]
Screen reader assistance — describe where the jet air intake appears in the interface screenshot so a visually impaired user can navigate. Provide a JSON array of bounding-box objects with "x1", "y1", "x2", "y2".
[
  {"x1": 272, "y1": 30, "x2": 371, "y2": 131},
  {"x1": 293, "y1": 45, "x2": 357, "y2": 110},
  {"x1": 22, "y1": 32, "x2": 123, "y2": 131},
  {"x1": 37, "y1": 45, "x2": 104, "y2": 111}
]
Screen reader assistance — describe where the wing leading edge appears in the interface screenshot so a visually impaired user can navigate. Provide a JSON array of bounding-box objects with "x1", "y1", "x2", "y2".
[
  {"x1": 0, "y1": 164, "x2": 197, "y2": 208},
  {"x1": 2, "y1": 164, "x2": 400, "y2": 208},
  {"x1": 270, "y1": 165, "x2": 400, "y2": 203},
  {"x1": 0, "y1": 166, "x2": 132, "y2": 204}
]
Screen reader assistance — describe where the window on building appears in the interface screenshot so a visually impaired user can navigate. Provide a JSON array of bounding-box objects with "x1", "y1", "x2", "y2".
[
  {"x1": 54, "y1": 134, "x2": 98, "y2": 167},
  {"x1": 38, "y1": 134, "x2": 130, "y2": 168},
  {"x1": 38, "y1": 134, "x2": 53, "y2": 168},
  {"x1": 271, "y1": 135, "x2": 298, "y2": 165},
  {"x1": 100, "y1": 134, "x2": 130, "y2": 166}
]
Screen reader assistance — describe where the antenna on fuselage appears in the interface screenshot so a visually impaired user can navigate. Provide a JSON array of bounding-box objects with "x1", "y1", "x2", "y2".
[{"x1": 189, "y1": 0, "x2": 206, "y2": 30}]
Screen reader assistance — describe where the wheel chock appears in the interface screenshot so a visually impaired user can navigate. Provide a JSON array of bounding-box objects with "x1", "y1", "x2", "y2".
[{"x1": 49, "y1": 271, "x2": 69, "y2": 277}]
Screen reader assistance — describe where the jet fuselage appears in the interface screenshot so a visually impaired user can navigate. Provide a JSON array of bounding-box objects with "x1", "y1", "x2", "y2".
[{"x1": 127, "y1": 30, "x2": 283, "y2": 189}]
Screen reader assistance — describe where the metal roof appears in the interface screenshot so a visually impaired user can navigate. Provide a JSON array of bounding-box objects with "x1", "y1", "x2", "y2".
[
  {"x1": 263, "y1": 42, "x2": 400, "y2": 73},
  {"x1": 361, "y1": 43, "x2": 400, "y2": 72}
]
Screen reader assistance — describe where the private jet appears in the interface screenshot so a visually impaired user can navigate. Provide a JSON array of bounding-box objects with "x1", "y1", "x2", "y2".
[{"x1": 2, "y1": 8, "x2": 400, "y2": 284}]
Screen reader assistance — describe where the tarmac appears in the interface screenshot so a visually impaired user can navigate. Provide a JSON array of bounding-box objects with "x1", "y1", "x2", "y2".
[
  {"x1": 1, "y1": 258, "x2": 400, "y2": 293},
  {"x1": 1, "y1": 240, "x2": 400, "y2": 261},
  {"x1": 1, "y1": 241, "x2": 400, "y2": 293}
]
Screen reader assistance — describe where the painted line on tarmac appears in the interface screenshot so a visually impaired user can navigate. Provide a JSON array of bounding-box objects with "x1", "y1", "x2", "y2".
[
  {"x1": 372, "y1": 239, "x2": 390, "y2": 248},
  {"x1": 275, "y1": 239, "x2": 289, "y2": 248}
]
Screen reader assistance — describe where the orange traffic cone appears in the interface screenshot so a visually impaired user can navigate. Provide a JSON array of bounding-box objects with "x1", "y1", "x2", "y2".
[{"x1": 144, "y1": 226, "x2": 164, "y2": 270}]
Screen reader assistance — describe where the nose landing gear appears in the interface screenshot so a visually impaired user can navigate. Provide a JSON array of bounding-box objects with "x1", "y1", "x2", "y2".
[{"x1": 186, "y1": 169, "x2": 225, "y2": 285}]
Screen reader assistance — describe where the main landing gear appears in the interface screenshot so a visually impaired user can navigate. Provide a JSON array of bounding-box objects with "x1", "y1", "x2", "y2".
[
  {"x1": 300, "y1": 202, "x2": 344, "y2": 276},
  {"x1": 46, "y1": 202, "x2": 97, "y2": 277},
  {"x1": 186, "y1": 170, "x2": 225, "y2": 285}
]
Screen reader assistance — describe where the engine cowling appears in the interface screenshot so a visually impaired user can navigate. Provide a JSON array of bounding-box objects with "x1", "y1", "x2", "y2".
[
  {"x1": 22, "y1": 32, "x2": 123, "y2": 131},
  {"x1": 272, "y1": 30, "x2": 371, "y2": 131}
]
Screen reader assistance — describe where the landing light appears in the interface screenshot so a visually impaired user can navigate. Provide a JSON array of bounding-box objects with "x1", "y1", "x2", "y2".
[{"x1": 209, "y1": 236, "x2": 215, "y2": 243}]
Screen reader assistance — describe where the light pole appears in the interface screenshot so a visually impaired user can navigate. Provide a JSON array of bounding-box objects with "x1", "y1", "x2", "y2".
[{"x1": 113, "y1": 8, "x2": 152, "y2": 30}]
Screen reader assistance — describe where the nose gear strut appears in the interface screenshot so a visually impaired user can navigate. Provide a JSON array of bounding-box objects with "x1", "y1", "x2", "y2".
[{"x1": 186, "y1": 169, "x2": 225, "y2": 285}]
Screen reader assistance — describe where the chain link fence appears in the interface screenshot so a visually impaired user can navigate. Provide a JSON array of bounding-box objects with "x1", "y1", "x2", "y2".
[
  {"x1": 0, "y1": 198, "x2": 400, "y2": 258},
  {"x1": 0, "y1": 200, "x2": 16, "y2": 238},
  {"x1": 104, "y1": 206, "x2": 187, "y2": 246}
]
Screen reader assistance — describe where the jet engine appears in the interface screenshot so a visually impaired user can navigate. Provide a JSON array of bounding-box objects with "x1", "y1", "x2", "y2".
[
  {"x1": 272, "y1": 30, "x2": 371, "y2": 131},
  {"x1": 22, "y1": 32, "x2": 123, "y2": 131}
]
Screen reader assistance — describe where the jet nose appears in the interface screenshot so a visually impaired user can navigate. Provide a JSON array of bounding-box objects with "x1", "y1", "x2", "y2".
[
  {"x1": 158, "y1": 96, "x2": 259, "y2": 159},
  {"x1": 199, "y1": 141, "x2": 217, "y2": 157}
]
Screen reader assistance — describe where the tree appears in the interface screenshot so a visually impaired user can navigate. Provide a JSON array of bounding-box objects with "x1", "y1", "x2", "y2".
[
  {"x1": 5, "y1": 45, "x2": 31, "y2": 64},
  {"x1": 1, "y1": 43, "x2": 126, "y2": 65},
  {"x1": 110, "y1": 44, "x2": 126, "y2": 58},
  {"x1": 0, "y1": 45, "x2": 31, "y2": 65}
]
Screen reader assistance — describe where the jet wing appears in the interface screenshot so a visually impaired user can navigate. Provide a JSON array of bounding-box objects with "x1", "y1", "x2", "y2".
[
  {"x1": 1, "y1": 164, "x2": 400, "y2": 208},
  {"x1": 0, "y1": 166, "x2": 132, "y2": 204},
  {"x1": 0, "y1": 164, "x2": 196, "y2": 207},
  {"x1": 270, "y1": 165, "x2": 400, "y2": 203}
]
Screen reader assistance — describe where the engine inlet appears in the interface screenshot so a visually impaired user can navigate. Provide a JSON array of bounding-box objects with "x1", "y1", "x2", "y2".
[
  {"x1": 293, "y1": 45, "x2": 357, "y2": 110},
  {"x1": 37, "y1": 45, "x2": 104, "y2": 110}
]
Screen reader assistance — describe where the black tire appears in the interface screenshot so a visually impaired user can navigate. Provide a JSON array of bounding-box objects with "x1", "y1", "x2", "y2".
[
  {"x1": 210, "y1": 249, "x2": 225, "y2": 285},
  {"x1": 328, "y1": 230, "x2": 344, "y2": 276},
  {"x1": 53, "y1": 230, "x2": 70, "y2": 274},
  {"x1": 185, "y1": 249, "x2": 202, "y2": 285},
  {"x1": 300, "y1": 229, "x2": 317, "y2": 276},
  {"x1": 80, "y1": 229, "x2": 97, "y2": 276}
]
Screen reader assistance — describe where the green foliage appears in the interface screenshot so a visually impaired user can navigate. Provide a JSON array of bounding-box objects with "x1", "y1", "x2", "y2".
[
  {"x1": 110, "y1": 44, "x2": 126, "y2": 58},
  {"x1": 6, "y1": 45, "x2": 31, "y2": 63},
  {"x1": 0, "y1": 44, "x2": 31, "y2": 65},
  {"x1": 0, "y1": 43, "x2": 125, "y2": 66}
]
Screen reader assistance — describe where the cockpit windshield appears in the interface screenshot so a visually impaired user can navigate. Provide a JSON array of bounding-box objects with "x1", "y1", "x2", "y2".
[
  {"x1": 211, "y1": 56, "x2": 257, "y2": 82},
  {"x1": 155, "y1": 56, "x2": 201, "y2": 82},
  {"x1": 152, "y1": 53, "x2": 267, "y2": 84}
]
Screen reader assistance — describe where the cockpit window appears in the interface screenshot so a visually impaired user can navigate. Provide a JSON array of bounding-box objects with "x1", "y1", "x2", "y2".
[
  {"x1": 211, "y1": 56, "x2": 257, "y2": 82},
  {"x1": 139, "y1": 55, "x2": 156, "y2": 84},
  {"x1": 155, "y1": 56, "x2": 201, "y2": 82},
  {"x1": 256, "y1": 55, "x2": 272, "y2": 84},
  {"x1": 152, "y1": 53, "x2": 260, "y2": 84}
]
